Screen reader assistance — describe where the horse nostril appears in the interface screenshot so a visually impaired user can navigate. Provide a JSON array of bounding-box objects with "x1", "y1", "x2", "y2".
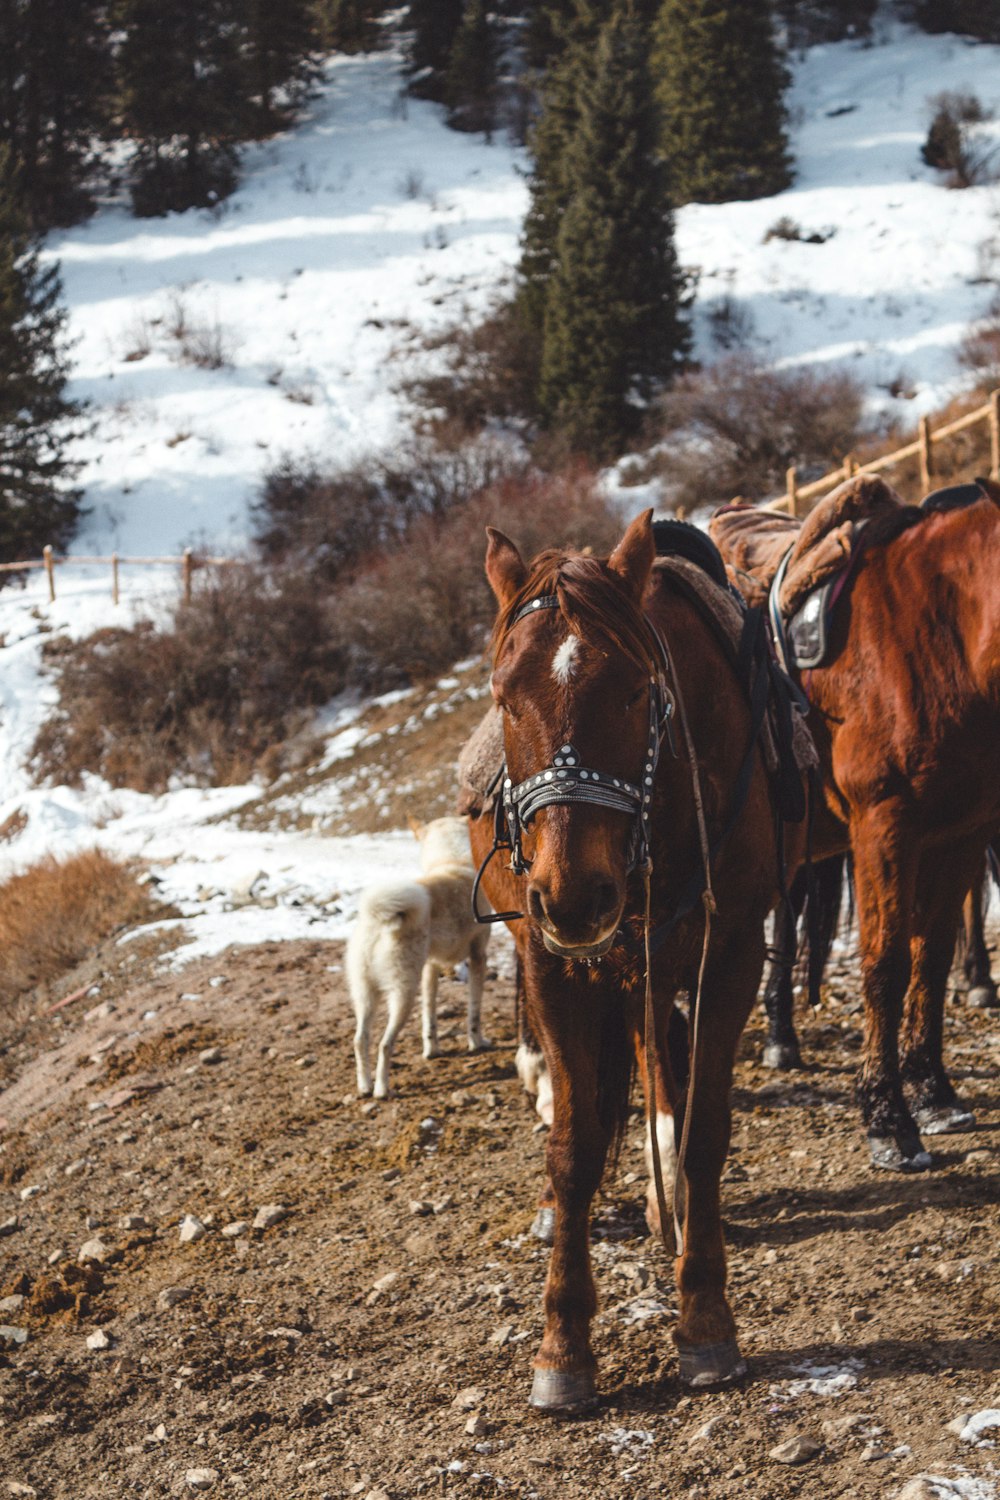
[
  {"x1": 592, "y1": 882, "x2": 618, "y2": 926},
  {"x1": 527, "y1": 885, "x2": 546, "y2": 923}
]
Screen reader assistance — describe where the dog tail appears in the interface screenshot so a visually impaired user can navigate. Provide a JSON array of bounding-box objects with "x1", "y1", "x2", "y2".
[{"x1": 358, "y1": 882, "x2": 430, "y2": 929}]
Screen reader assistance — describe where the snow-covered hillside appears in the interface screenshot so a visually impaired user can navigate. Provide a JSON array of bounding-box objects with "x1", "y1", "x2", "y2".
[{"x1": 3, "y1": 18, "x2": 999, "y2": 968}]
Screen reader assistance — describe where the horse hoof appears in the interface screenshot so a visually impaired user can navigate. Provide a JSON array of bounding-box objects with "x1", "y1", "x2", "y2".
[
  {"x1": 762, "y1": 1042, "x2": 802, "y2": 1072},
  {"x1": 468, "y1": 1035, "x2": 494, "y2": 1052},
  {"x1": 531, "y1": 1206, "x2": 556, "y2": 1244},
  {"x1": 868, "y1": 1134, "x2": 932, "y2": 1172},
  {"x1": 967, "y1": 984, "x2": 999, "y2": 1010},
  {"x1": 915, "y1": 1105, "x2": 976, "y2": 1135},
  {"x1": 529, "y1": 1367, "x2": 598, "y2": 1415},
  {"x1": 678, "y1": 1340, "x2": 747, "y2": 1389}
]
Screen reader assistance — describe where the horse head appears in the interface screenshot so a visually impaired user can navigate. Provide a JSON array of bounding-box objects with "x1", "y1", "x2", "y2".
[{"x1": 485, "y1": 510, "x2": 665, "y2": 960}]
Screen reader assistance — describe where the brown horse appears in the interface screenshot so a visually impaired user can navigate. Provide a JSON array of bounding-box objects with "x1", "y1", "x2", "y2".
[
  {"x1": 713, "y1": 480, "x2": 1000, "y2": 1170},
  {"x1": 468, "y1": 510, "x2": 805, "y2": 1412}
]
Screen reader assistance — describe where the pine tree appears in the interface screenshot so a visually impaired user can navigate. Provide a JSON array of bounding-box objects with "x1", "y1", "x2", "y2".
[
  {"x1": 0, "y1": 0, "x2": 113, "y2": 228},
  {"x1": 315, "y1": 0, "x2": 382, "y2": 53},
  {"x1": 538, "y1": 9, "x2": 688, "y2": 456},
  {"x1": 0, "y1": 153, "x2": 85, "y2": 566},
  {"x1": 117, "y1": 0, "x2": 246, "y2": 216},
  {"x1": 446, "y1": 0, "x2": 499, "y2": 137},
  {"x1": 245, "y1": 0, "x2": 319, "y2": 136},
  {"x1": 408, "y1": 0, "x2": 464, "y2": 101},
  {"x1": 915, "y1": 0, "x2": 1000, "y2": 41},
  {"x1": 652, "y1": 0, "x2": 792, "y2": 204},
  {"x1": 774, "y1": 0, "x2": 877, "y2": 46}
]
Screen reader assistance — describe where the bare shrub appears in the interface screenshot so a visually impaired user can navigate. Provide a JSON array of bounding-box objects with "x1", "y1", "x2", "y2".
[
  {"x1": 253, "y1": 436, "x2": 524, "y2": 583},
  {"x1": 647, "y1": 354, "x2": 871, "y2": 512},
  {"x1": 32, "y1": 565, "x2": 343, "y2": 792},
  {"x1": 163, "y1": 291, "x2": 238, "y2": 370},
  {"x1": 0, "y1": 851, "x2": 158, "y2": 1003},
  {"x1": 329, "y1": 465, "x2": 621, "y2": 691},
  {"x1": 403, "y1": 297, "x2": 542, "y2": 436},
  {"x1": 922, "y1": 90, "x2": 998, "y2": 187},
  {"x1": 959, "y1": 293, "x2": 1000, "y2": 387}
]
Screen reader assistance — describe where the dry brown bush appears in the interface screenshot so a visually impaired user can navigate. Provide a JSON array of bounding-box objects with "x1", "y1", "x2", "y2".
[
  {"x1": 402, "y1": 297, "x2": 541, "y2": 437},
  {"x1": 331, "y1": 464, "x2": 621, "y2": 691},
  {"x1": 642, "y1": 353, "x2": 872, "y2": 512},
  {"x1": 32, "y1": 564, "x2": 343, "y2": 793},
  {"x1": 0, "y1": 850, "x2": 157, "y2": 1004}
]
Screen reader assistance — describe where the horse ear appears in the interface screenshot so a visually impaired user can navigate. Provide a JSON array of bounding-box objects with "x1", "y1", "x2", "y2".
[
  {"x1": 976, "y1": 476, "x2": 1000, "y2": 509},
  {"x1": 485, "y1": 527, "x2": 527, "y2": 608},
  {"x1": 406, "y1": 813, "x2": 425, "y2": 841},
  {"x1": 608, "y1": 509, "x2": 656, "y2": 599}
]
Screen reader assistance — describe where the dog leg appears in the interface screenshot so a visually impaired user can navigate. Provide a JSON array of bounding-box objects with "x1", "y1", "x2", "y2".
[
  {"x1": 351, "y1": 975, "x2": 375, "y2": 1096},
  {"x1": 421, "y1": 963, "x2": 441, "y2": 1059},
  {"x1": 467, "y1": 932, "x2": 491, "y2": 1052},
  {"x1": 375, "y1": 987, "x2": 413, "y2": 1098}
]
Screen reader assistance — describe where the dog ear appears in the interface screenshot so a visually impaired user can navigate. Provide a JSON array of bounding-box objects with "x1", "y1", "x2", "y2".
[
  {"x1": 608, "y1": 508, "x2": 656, "y2": 600},
  {"x1": 485, "y1": 527, "x2": 526, "y2": 609},
  {"x1": 406, "y1": 814, "x2": 425, "y2": 841}
]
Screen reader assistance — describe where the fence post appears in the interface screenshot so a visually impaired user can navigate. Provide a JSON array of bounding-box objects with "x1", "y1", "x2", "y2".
[
  {"x1": 182, "y1": 548, "x2": 193, "y2": 604},
  {"x1": 43, "y1": 545, "x2": 55, "y2": 602},
  {"x1": 991, "y1": 389, "x2": 1000, "y2": 480},
  {"x1": 919, "y1": 415, "x2": 933, "y2": 493},
  {"x1": 111, "y1": 552, "x2": 119, "y2": 605},
  {"x1": 786, "y1": 466, "x2": 798, "y2": 517}
]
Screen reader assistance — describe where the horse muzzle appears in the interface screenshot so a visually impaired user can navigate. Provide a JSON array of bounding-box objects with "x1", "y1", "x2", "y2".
[{"x1": 540, "y1": 927, "x2": 618, "y2": 961}]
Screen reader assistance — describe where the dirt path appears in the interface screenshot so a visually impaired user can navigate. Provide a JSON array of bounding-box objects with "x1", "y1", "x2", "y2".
[{"x1": 1, "y1": 936, "x2": 999, "y2": 1500}]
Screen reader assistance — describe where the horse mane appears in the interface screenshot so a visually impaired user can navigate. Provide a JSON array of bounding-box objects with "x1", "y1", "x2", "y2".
[
  {"x1": 491, "y1": 548, "x2": 659, "y2": 676},
  {"x1": 861, "y1": 504, "x2": 924, "y2": 550}
]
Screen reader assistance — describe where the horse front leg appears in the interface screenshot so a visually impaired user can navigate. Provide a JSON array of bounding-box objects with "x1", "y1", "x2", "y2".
[
  {"x1": 963, "y1": 864, "x2": 998, "y2": 1010},
  {"x1": 527, "y1": 967, "x2": 611, "y2": 1414},
  {"x1": 672, "y1": 936, "x2": 760, "y2": 1389},
  {"x1": 902, "y1": 844, "x2": 981, "y2": 1134},
  {"x1": 851, "y1": 809, "x2": 927, "y2": 1171}
]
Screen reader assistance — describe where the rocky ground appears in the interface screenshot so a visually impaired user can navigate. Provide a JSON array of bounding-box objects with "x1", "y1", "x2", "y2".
[{"x1": 1, "y1": 926, "x2": 999, "y2": 1500}]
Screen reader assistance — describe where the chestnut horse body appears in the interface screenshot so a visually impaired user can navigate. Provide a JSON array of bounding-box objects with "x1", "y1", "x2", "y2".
[
  {"x1": 469, "y1": 511, "x2": 805, "y2": 1411},
  {"x1": 726, "y1": 490, "x2": 1000, "y2": 1169}
]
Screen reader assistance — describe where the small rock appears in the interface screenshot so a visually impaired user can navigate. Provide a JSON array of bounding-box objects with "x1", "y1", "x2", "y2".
[
  {"x1": 324, "y1": 1389, "x2": 348, "y2": 1407},
  {"x1": 7, "y1": 1483, "x2": 37, "y2": 1497},
  {"x1": 179, "y1": 1215, "x2": 207, "y2": 1244},
  {"x1": 769, "y1": 1433, "x2": 822, "y2": 1466},
  {"x1": 964, "y1": 1149, "x2": 990, "y2": 1164},
  {"x1": 895, "y1": 1482, "x2": 941, "y2": 1500},
  {"x1": 19, "y1": 1184, "x2": 42, "y2": 1201},
  {"x1": 295, "y1": 1055, "x2": 317, "y2": 1068},
  {"x1": 78, "y1": 1238, "x2": 114, "y2": 1265},
  {"x1": 859, "y1": 1443, "x2": 886, "y2": 1462},
  {"x1": 689, "y1": 1415, "x2": 727, "y2": 1446},
  {"x1": 945, "y1": 1415, "x2": 968, "y2": 1436},
  {"x1": 151, "y1": 1423, "x2": 168, "y2": 1442},
  {"x1": 221, "y1": 1221, "x2": 249, "y2": 1238},
  {"x1": 85, "y1": 1214, "x2": 104, "y2": 1231},
  {"x1": 822, "y1": 1413, "x2": 870, "y2": 1442},
  {"x1": 119, "y1": 1214, "x2": 150, "y2": 1231},
  {"x1": 449, "y1": 1089, "x2": 477, "y2": 1107},
  {"x1": 408, "y1": 1200, "x2": 433, "y2": 1217},
  {"x1": 364, "y1": 1490, "x2": 390, "y2": 1500},
  {"x1": 198, "y1": 1047, "x2": 222, "y2": 1065},
  {"x1": 0, "y1": 1295, "x2": 25, "y2": 1316},
  {"x1": 360, "y1": 1101, "x2": 379, "y2": 1116},
  {"x1": 0, "y1": 1215, "x2": 20, "y2": 1238},
  {"x1": 86, "y1": 1328, "x2": 113, "y2": 1351},
  {"x1": 47, "y1": 1249, "x2": 64, "y2": 1265},
  {"x1": 0, "y1": 1326, "x2": 28, "y2": 1347},
  {"x1": 452, "y1": 1386, "x2": 486, "y2": 1411},
  {"x1": 64, "y1": 1158, "x2": 88, "y2": 1178},
  {"x1": 489, "y1": 1324, "x2": 513, "y2": 1347},
  {"x1": 465, "y1": 1414, "x2": 489, "y2": 1438},
  {"x1": 158, "y1": 1287, "x2": 194, "y2": 1310},
  {"x1": 849, "y1": 1306, "x2": 870, "y2": 1323},
  {"x1": 371, "y1": 1271, "x2": 399, "y2": 1294},
  {"x1": 252, "y1": 1204, "x2": 289, "y2": 1231},
  {"x1": 185, "y1": 1470, "x2": 219, "y2": 1492},
  {"x1": 380, "y1": 1168, "x2": 401, "y2": 1183},
  {"x1": 433, "y1": 1195, "x2": 454, "y2": 1214}
]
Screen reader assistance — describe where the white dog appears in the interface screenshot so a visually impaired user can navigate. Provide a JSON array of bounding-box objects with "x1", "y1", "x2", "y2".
[{"x1": 347, "y1": 816, "x2": 491, "y2": 1098}]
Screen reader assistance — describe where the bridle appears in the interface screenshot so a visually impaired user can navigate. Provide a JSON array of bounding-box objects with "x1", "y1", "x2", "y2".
[{"x1": 472, "y1": 591, "x2": 677, "y2": 925}]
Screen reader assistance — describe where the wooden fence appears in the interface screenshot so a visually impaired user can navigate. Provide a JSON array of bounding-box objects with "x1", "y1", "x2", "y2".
[
  {"x1": 0, "y1": 547, "x2": 240, "y2": 604},
  {"x1": 770, "y1": 387, "x2": 1000, "y2": 517}
]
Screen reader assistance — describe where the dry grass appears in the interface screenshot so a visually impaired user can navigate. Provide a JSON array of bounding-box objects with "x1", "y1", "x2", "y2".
[{"x1": 0, "y1": 850, "x2": 159, "y2": 1006}]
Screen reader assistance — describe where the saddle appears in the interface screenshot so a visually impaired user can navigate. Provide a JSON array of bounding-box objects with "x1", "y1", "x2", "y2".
[
  {"x1": 710, "y1": 474, "x2": 902, "y2": 672},
  {"x1": 457, "y1": 524, "x2": 816, "y2": 828}
]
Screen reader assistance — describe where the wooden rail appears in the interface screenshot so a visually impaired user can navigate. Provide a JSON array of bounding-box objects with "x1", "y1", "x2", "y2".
[
  {"x1": 771, "y1": 387, "x2": 1000, "y2": 517},
  {"x1": 0, "y1": 547, "x2": 242, "y2": 603}
]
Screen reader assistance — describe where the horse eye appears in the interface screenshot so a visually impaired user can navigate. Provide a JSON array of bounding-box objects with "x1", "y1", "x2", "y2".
[{"x1": 626, "y1": 687, "x2": 645, "y2": 709}]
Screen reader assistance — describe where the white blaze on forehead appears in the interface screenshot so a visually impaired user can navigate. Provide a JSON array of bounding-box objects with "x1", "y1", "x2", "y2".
[{"x1": 552, "y1": 633, "x2": 580, "y2": 684}]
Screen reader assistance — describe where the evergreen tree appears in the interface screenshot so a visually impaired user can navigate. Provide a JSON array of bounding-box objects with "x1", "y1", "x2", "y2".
[
  {"x1": 0, "y1": 154, "x2": 85, "y2": 566},
  {"x1": 408, "y1": 0, "x2": 464, "y2": 100},
  {"x1": 538, "y1": 9, "x2": 688, "y2": 456},
  {"x1": 315, "y1": 0, "x2": 383, "y2": 53},
  {"x1": 0, "y1": 0, "x2": 113, "y2": 228},
  {"x1": 446, "y1": 0, "x2": 500, "y2": 136},
  {"x1": 652, "y1": 0, "x2": 792, "y2": 204},
  {"x1": 773, "y1": 0, "x2": 877, "y2": 47},
  {"x1": 245, "y1": 0, "x2": 319, "y2": 136},
  {"x1": 915, "y1": 0, "x2": 1000, "y2": 42},
  {"x1": 117, "y1": 0, "x2": 246, "y2": 216}
]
